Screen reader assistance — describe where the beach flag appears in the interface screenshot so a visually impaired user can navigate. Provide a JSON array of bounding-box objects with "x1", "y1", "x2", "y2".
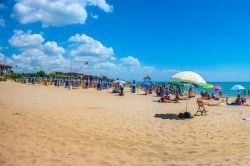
[
  {"x1": 84, "y1": 61, "x2": 89, "y2": 70},
  {"x1": 84, "y1": 61, "x2": 88, "y2": 65}
]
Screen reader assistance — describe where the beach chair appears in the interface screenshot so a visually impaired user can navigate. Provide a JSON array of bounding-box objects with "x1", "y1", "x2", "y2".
[{"x1": 195, "y1": 99, "x2": 207, "y2": 116}]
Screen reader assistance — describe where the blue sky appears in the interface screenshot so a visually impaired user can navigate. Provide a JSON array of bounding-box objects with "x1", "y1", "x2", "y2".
[{"x1": 0, "y1": 0, "x2": 250, "y2": 81}]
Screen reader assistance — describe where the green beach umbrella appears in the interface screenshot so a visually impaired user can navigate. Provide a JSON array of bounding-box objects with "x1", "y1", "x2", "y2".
[
  {"x1": 169, "y1": 81, "x2": 184, "y2": 87},
  {"x1": 204, "y1": 84, "x2": 214, "y2": 89}
]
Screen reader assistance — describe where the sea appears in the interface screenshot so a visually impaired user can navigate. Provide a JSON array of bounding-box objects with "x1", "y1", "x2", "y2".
[
  {"x1": 134, "y1": 81, "x2": 250, "y2": 97},
  {"x1": 149, "y1": 81, "x2": 250, "y2": 97},
  {"x1": 193, "y1": 82, "x2": 250, "y2": 97}
]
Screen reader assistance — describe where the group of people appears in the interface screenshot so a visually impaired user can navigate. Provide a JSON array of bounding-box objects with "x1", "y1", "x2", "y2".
[
  {"x1": 157, "y1": 85, "x2": 194, "y2": 103},
  {"x1": 200, "y1": 91, "x2": 221, "y2": 100},
  {"x1": 226, "y1": 95, "x2": 247, "y2": 105},
  {"x1": 155, "y1": 85, "x2": 182, "y2": 97},
  {"x1": 243, "y1": 89, "x2": 250, "y2": 96}
]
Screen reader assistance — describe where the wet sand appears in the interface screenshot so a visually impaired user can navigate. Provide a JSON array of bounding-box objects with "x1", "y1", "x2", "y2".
[{"x1": 0, "y1": 81, "x2": 250, "y2": 165}]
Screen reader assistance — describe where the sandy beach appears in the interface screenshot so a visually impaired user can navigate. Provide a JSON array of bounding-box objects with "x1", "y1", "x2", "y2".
[{"x1": 1, "y1": 81, "x2": 250, "y2": 165}]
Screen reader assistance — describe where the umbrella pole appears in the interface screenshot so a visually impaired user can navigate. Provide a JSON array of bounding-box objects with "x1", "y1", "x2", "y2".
[
  {"x1": 186, "y1": 100, "x2": 188, "y2": 112},
  {"x1": 186, "y1": 84, "x2": 189, "y2": 112}
]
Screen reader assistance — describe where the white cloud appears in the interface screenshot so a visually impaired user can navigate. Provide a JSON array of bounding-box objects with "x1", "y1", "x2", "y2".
[
  {"x1": 0, "y1": 53, "x2": 4, "y2": 61},
  {"x1": 91, "y1": 14, "x2": 98, "y2": 19},
  {"x1": 69, "y1": 34, "x2": 114, "y2": 58},
  {"x1": 6, "y1": 30, "x2": 164, "y2": 80},
  {"x1": 12, "y1": 0, "x2": 113, "y2": 27},
  {"x1": 0, "y1": 53, "x2": 13, "y2": 64},
  {"x1": 110, "y1": 56, "x2": 116, "y2": 61},
  {"x1": 120, "y1": 56, "x2": 140, "y2": 67},
  {"x1": 93, "y1": 61, "x2": 118, "y2": 70},
  {"x1": 143, "y1": 66, "x2": 155, "y2": 71},
  {"x1": 0, "y1": 18, "x2": 5, "y2": 27},
  {"x1": 9, "y1": 30, "x2": 44, "y2": 48},
  {"x1": 43, "y1": 41, "x2": 65, "y2": 55},
  {"x1": 12, "y1": 48, "x2": 68, "y2": 72},
  {"x1": 8, "y1": 30, "x2": 68, "y2": 72},
  {"x1": 87, "y1": 0, "x2": 113, "y2": 12}
]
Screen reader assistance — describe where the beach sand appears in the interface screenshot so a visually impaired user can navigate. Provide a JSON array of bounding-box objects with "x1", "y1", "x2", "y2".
[{"x1": 1, "y1": 81, "x2": 250, "y2": 165}]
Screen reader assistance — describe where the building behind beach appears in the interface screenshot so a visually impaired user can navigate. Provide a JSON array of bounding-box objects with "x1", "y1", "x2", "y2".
[{"x1": 0, "y1": 64, "x2": 12, "y2": 76}]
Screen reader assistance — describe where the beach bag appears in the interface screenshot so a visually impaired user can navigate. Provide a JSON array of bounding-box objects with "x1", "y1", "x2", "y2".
[
  {"x1": 184, "y1": 112, "x2": 192, "y2": 118},
  {"x1": 178, "y1": 113, "x2": 185, "y2": 119}
]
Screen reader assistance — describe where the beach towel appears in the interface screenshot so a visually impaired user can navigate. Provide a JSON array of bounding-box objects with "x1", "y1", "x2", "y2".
[
  {"x1": 242, "y1": 118, "x2": 250, "y2": 121},
  {"x1": 226, "y1": 103, "x2": 241, "y2": 106}
]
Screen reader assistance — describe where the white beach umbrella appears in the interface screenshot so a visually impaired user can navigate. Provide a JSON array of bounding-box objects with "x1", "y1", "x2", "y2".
[
  {"x1": 230, "y1": 85, "x2": 245, "y2": 91},
  {"x1": 171, "y1": 71, "x2": 207, "y2": 86},
  {"x1": 113, "y1": 80, "x2": 126, "y2": 85},
  {"x1": 171, "y1": 71, "x2": 207, "y2": 113}
]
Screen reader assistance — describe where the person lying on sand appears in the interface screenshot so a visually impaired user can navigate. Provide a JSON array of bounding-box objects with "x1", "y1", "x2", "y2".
[
  {"x1": 160, "y1": 94, "x2": 180, "y2": 103},
  {"x1": 226, "y1": 95, "x2": 247, "y2": 105},
  {"x1": 179, "y1": 93, "x2": 189, "y2": 100},
  {"x1": 211, "y1": 93, "x2": 220, "y2": 100}
]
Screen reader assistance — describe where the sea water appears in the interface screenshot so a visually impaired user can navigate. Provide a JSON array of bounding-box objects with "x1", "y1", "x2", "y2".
[{"x1": 194, "y1": 82, "x2": 250, "y2": 97}]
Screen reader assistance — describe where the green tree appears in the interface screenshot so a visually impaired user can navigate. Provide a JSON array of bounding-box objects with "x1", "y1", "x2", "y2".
[{"x1": 36, "y1": 71, "x2": 47, "y2": 77}]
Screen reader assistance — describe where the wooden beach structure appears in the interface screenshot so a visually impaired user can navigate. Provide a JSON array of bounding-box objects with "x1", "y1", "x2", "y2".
[{"x1": 0, "y1": 64, "x2": 13, "y2": 76}]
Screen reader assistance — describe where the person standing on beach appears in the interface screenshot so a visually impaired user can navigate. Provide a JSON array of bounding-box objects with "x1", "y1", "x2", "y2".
[
  {"x1": 244, "y1": 90, "x2": 246, "y2": 96},
  {"x1": 219, "y1": 91, "x2": 222, "y2": 97},
  {"x1": 119, "y1": 83, "x2": 124, "y2": 96},
  {"x1": 131, "y1": 80, "x2": 136, "y2": 93}
]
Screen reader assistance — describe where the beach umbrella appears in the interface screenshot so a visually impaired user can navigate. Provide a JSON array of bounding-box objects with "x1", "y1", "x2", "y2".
[
  {"x1": 169, "y1": 81, "x2": 184, "y2": 87},
  {"x1": 230, "y1": 85, "x2": 245, "y2": 91},
  {"x1": 171, "y1": 71, "x2": 207, "y2": 112},
  {"x1": 204, "y1": 84, "x2": 214, "y2": 89},
  {"x1": 213, "y1": 86, "x2": 222, "y2": 91},
  {"x1": 113, "y1": 80, "x2": 126, "y2": 85},
  {"x1": 171, "y1": 71, "x2": 207, "y2": 86},
  {"x1": 142, "y1": 81, "x2": 153, "y2": 87}
]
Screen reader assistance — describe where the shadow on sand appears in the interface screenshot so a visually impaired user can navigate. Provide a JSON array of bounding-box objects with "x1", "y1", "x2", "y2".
[{"x1": 154, "y1": 113, "x2": 181, "y2": 120}]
